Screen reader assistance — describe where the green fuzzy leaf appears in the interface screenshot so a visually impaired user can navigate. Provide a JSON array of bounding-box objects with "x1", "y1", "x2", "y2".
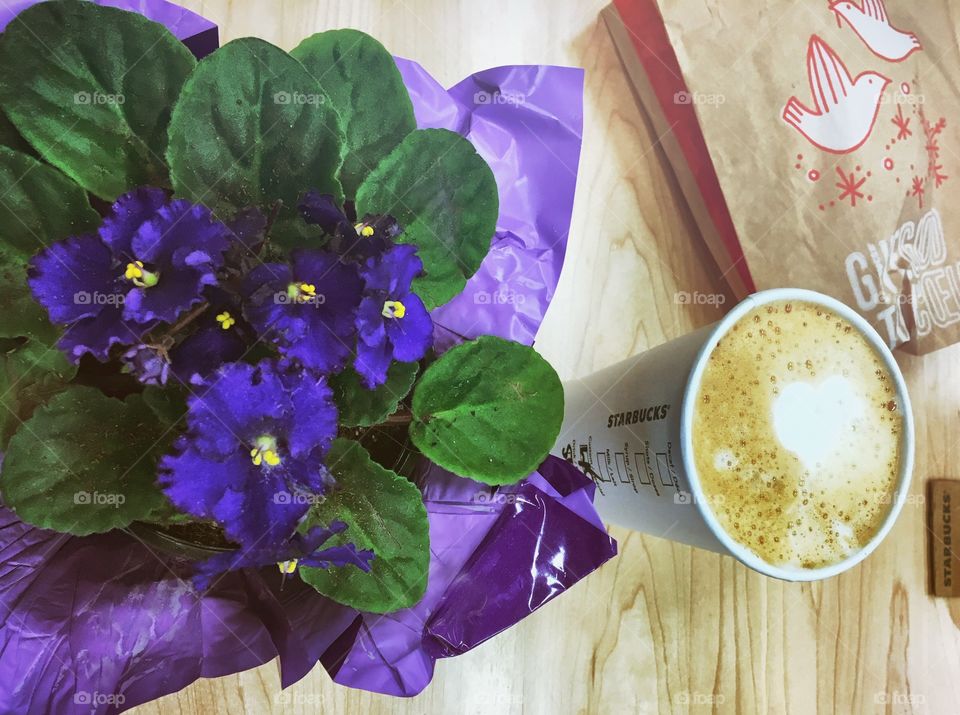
[
  {"x1": 268, "y1": 214, "x2": 328, "y2": 254},
  {"x1": 0, "y1": 147, "x2": 100, "y2": 345},
  {"x1": 0, "y1": 110, "x2": 33, "y2": 155},
  {"x1": 0, "y1": 260, "x2": 59, "y2": 346},
  {"x1": 355, "y1": 129, "x2": 499, "y2": 309},
  {"x1": 167, "y1": 37, "x2": 344, "y2": 229},
  {"x1": 0, "y1": 0, "x2": 196, "y2": 199},
  {"x1": 291, "y1": 29, "x2": 416, "y2": 198},
  {"x1": 141, "y1": 385, "x2": 188, "y2": 428},
  {"x1": 330, "y1": 361, "x2": 419, "y2": 427},
  {"x1": 0, "y1": 386, "x2": 174, "y2": 535},
  {"x1": 0, "y1": 147, "x2": 101, "y2": 262},
  {"x1": 299, "y1": 438, "x2": 429, "y2": 613},
  {"x1": 0, "y1": 338, "x2": 77, "y2": 448},
  {"x1": 137, "y1": 387, "x2": 189, "y2": 524},
  {"x1": 410, "y1": 336, "x2": 563, "y2": 485}
]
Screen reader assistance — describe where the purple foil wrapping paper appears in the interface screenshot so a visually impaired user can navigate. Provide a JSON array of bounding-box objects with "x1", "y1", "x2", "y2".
[
  {"x1": 0, "y1": 2, "x2": 616, "y2": 712},
  {"x1": 397, "y1": 58, "x2": 584, "y2": 350}
]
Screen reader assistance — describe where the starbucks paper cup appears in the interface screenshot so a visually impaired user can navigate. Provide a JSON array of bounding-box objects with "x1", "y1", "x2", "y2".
[{"x1": 552, "y1": 288, "x2": 915, "y2": 581}]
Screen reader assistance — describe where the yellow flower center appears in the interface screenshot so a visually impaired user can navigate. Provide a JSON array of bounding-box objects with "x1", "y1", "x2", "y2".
[
  {"x1": 287, "y1": 282, "x2": 317, "y2": 304},
  {"x1": 215, "y1": 311, "x2": 236, "y2": 330},
  {"x1": 124, "y1": 260, "x2": 159, "y2": 288},
  {"x1": 250, "y1": 434, "x2": 281, "y2": 467},
  {"x1": 382, "y1": 300, "x2": 406, "y2": 319},
  {"x1": 355, "y1": 223, "x2": 375, "y2": 237},
  {"x1": 278, "y1": 559, "x2": 299, "y2": 575}
]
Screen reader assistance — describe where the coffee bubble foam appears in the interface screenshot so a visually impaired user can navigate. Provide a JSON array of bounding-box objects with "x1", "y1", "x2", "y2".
[{"x1": 692, "y1": 300, "x2": 903, "y2": 570}]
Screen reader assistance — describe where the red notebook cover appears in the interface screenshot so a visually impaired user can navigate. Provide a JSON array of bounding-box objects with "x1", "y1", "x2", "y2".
[{"x1": 609, "y1": 0, "x2": 755, "y2": 295}]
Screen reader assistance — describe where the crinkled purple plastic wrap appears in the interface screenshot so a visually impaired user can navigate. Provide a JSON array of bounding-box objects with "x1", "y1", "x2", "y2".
[
  {"x1": 397, "y1": 58, "x2": 584, "y2": 350},
  {"x1": 0, "y1": 2, "x2": 616, "y2": 712}
]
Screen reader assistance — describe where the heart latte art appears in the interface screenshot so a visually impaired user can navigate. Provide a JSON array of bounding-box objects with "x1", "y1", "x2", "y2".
[{"x1": 692, "y1": 300, "x2": 903, "y2": 570}]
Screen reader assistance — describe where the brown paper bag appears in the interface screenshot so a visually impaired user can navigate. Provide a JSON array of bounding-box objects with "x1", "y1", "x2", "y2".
[{"x1": 608, "y1": 0, "x2": 960, "y2": 354}]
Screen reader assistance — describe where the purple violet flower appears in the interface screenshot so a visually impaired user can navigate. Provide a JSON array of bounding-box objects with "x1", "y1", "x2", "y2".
[
  {"x1": 191, "y1": 522, "x2": 373, "y2": 592},
  {"x1": 121, "y1": 344, "x2": 171, "y2": 386},
  {"x1": 355, "y1": 244, "x2": 433, "y2": 388},
  {"x1": 159, "y1": 360, "x2": 338, "y2": 548},
  {"x1": 299, "y1": 190, "x2": 401, "y2": 262},
  {"x1": 28, "y1": 187, "x2": 233, "y2": 361},
  {"x1": 28, "y1": 232, "x2": 151, "y2": 361},
  {"x1": 115, "y1": 195, "x2": 233, "y2": 324},
  {"x1": 170, "y1": 291, "x2": 249, "y2": 386},
  {"x1": 243, "y1": 250, "x2": 363, "y2": 373},
  {"x1": 169, "y1": 322, "x2": 246, "y2": 386},
  {"x1": 298, "y1": 191, "x2": 352, "y2": 235}
]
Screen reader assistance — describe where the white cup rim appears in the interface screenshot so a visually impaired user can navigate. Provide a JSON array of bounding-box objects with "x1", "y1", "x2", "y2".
[{"x1": 679, "y1": 288, "x2": 915, "y2": 581}]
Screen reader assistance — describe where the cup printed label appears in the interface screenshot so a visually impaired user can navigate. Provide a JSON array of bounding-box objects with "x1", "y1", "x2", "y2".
[{"x1": 561, "y1": 433, "x2": 681, "y2": 500}]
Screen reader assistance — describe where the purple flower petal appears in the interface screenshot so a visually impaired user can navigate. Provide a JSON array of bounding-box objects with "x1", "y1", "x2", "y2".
[
  {"x1": 360, "y1": 243, "x2": 422, "y2": 295},
  {"x1": 289, "y1": 250, "x2": 361, "y2": 326},
  {"x1": 160, "y1": 441, "x2": 248, "y2": 518},
  {"x1": 131, "y1": 200, "x2": 230, "y2": 264},
  {"x1": 122, "y1": 344, "x2": 171, "y2": 385},
  {"x1": 28, "y1": 233, "x2": 120, "y2": 324},
  {"x1": 122, "y1": 258, "x2": 209, "y2": 324},
  {"x1": 30, "y1": 189, "x2": 237, "y2": 366},
  {"x1": 385, "y1": 293, "x2": 433, "y2": 362},
  {"x1": 298, "y1": 190, "x2": 351, "y2": 235},
  {"x1": 356, "y1": 296, "x2": 387, "y2": 346},
  {"x1": 192, "y1": 522, "x2": 373, "y2": 592},
  {"x1": 160, "y1": 360, "x2": 339, "y2": 549},
  {"x1": 355, "y1": 336, "x2": 394, "y2": 388},
  {"x1": 243, "y1": 252, "x2": 363, "y2": 373},
  {"x1": 299, "y1": 190, "x2": 402, "y2": 262},
  {"x1": 57, "y1": 307, "x2": 153, "y2": 362},
  {"x1": 98, "y1": 187, "x2": 168, "y2": 256},
  {"x1": 182, "y1": 249, "x2": 213, "y2": 266},
  {"x1": 170, "y1": 323, "x2": 247, "y2": 386},
  {"x1": 353, "y1": 244, "x2": 432, "y2": 387},
  {"x1": 241, "y1": 263, "x2": 296, "y2": 335},
  {"x1": 123, "y1": 201, "x2": 232, "y2": 324},
  {"x1": 280, "y1": 308, "x2": 354, "y2": 373},
  {"x1": 282, "y1": 370, "x2": 337, "y2": 459},
  {"x1": 214, "y1": 462, "x2": 309, "y2": 548},
  {"x1": 300, "y1": 543, "x2": 374, "y2": 570},
  {"x1": 162, "y1": 444, "x2": 312, "y2": 549},
  {"x1": 182, "y1": 361, "x2": 286, "y2": 458}
]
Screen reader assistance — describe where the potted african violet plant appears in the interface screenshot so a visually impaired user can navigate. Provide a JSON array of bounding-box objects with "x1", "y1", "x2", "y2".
[{"x1": 0, "y1": 0, "x2": 564, "y2": 614}]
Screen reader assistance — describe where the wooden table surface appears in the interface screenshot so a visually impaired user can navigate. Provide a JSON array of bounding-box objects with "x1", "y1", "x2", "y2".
[{"x1": 133, "y1": 1, "x2": 960, "y2": 713}]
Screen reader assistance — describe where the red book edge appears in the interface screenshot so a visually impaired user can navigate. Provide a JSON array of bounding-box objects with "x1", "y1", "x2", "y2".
[{"x1": 610, "y1": 0, "x2": 755, "y2": 294}]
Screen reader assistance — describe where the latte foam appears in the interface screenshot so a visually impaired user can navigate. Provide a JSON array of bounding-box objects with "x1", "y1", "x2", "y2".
[{"x1": 692, "y1": 300, "x2": 903, "y2": 570}]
